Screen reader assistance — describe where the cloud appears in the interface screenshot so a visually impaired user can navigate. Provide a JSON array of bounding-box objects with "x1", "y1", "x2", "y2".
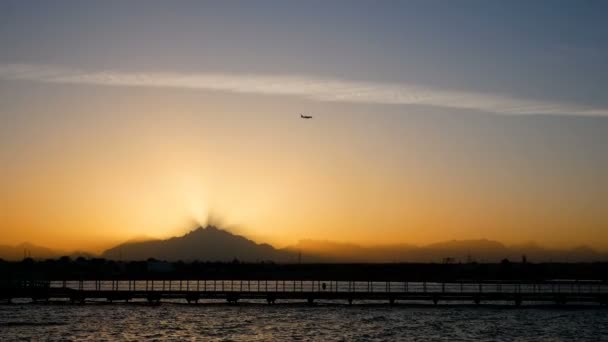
[{"x1": 1, "y1": 63, "x2": 606, "y2": 116}]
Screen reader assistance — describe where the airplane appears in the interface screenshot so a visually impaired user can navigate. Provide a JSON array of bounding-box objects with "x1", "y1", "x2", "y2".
[{"x1": 300, "y1": 114, "x2": 313, "y2": 119}]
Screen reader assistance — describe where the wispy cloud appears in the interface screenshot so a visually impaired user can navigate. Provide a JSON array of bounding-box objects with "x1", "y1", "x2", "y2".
[{"x1": 1, "y1": 63, "x2": 606, "y2": 116}]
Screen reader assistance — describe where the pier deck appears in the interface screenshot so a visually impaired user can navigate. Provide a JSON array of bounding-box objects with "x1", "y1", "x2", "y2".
[{"x1": 2, "y1": 280, "x2": 607, "y2": 306}]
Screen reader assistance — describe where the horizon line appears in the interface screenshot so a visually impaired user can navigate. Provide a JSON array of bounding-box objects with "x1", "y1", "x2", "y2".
[{"x1": 3, "y1": 228, "x2": 606, "y2": 255}]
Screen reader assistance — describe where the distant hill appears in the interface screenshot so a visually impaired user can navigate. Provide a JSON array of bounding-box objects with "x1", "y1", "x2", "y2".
[
  {"x1": 3, "y1": 228, "x2": 606, "y2": 263},
  {"x1": 0, "y1": 242, "x2": 61, "y2": 260},
  {"x1": 102, "y1": 226, "x2": 297, "y2": 262},
  {"x1": 420, "y1": 239, "x2": 510, "y2": 262},
  {"x1": 0, "y1": 242, "x2": 96, "y2": 261},
  {"x1": 288, "y1": 240, "x2": 419, "y2": 263},
  {"x1": 288, "y1": 239, "x2": 608, "y2": 263}
]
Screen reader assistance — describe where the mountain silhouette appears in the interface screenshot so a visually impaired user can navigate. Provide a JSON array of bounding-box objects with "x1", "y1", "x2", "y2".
[
  {"x1": 101, "y1": 225, "x2": 296, "y2": 262},
  {"x1": 0, "y1": 242, "x2": 62, "y2": 260},
  {"x1": 2, "y1": 228, "x2": 606, "y2": 262},
  {"x1": 421, "y1": 239, "x2": 510, "y2": 262},
  {"x1": 287, "y1": 240, "x2": 418, "y2": 263},
  {"x1": 288, "y1": 239, "x2": 608, "y2": 263}
]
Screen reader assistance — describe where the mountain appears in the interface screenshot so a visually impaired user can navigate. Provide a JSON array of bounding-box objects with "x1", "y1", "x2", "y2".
[
  {"x1": 421, "y1": 239, "x2": 510, "y2": 262},
  {"x1": 288, "y1": 239, "x2": 608, "y2": 263},
  {"x1": 0, "y1": 242, "x2": 62, "y2": 260},
  {"x1": 4, "y1": 228, "x2": 606, "y2": 263},
  {"x1": 288, "y1": 240, "x2": 419, "y2": 263},
  {"x1": 288, "y1": 239, "x2": 508, "y2": 263},
  {"x1": 102, "y1": 225, "x2": 297, "y2": 262}
]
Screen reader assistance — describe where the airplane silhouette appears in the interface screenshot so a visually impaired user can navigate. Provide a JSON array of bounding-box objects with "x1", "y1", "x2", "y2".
[{"x1": 300, "y1": 114, "x2": 313, "y2": 119}]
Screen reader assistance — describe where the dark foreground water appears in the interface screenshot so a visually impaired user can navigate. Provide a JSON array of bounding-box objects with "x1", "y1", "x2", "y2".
[{"x1": 1, "y1": 302, "x2": 607, "y2": 341}]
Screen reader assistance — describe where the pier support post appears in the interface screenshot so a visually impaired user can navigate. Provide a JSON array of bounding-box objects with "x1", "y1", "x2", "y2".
[
  {"x1": 348, "y1": 298, "x2": 353, "y2": 305},
  {"x1": 514, "y1": 295, "x2": 522, "y2": 307},
  {"x1": 389, "y1": 297, "x2": 395, "y2": 306},
  {"x1": 187, "y1": 293, "x2": 201, "y2": 304},
  {"x1": 147, "y1": 294, "x2": 161, "y2": 305},
  {"x1": 31, "y1": 296, "x2": 50, "y2": 304},
  {"x1": 71, "y1": 296, "x2": 85, "y2": 305},
  {"x1": 554, "y1": 295, "x2": 566, "y2": 306},
  {"x1": 307, "y1": 298, "x2": 315, "y2": 306},
  {"x1": 226, "y1": 293, "x2": 239, "y2": 305}
]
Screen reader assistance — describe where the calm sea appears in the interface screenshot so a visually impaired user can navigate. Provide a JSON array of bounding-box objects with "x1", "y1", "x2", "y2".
[{"x1": 1, "y1": 302, "x2": 606, "y2": 341}]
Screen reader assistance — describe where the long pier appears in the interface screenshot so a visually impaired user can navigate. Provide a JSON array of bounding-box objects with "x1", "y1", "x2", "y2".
[{"x1": 2, "y1": 280, "x2": 607, "y2": 306}]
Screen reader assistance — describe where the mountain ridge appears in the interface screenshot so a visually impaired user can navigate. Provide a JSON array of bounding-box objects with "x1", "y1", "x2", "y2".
[
  {"x1": 287, "y1": 238, "x2": 608, "y2": 263},
  {"x1": 2, "y1": 227, "x2": 607, "y2": 262},
  {"x1": 101, "y1": 225, "x2": 296, "y2": 262}
]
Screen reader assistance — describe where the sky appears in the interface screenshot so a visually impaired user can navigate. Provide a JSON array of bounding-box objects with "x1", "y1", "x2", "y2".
[{"x1": 0, "y1": 1, "x2": 607, "y2": 252}]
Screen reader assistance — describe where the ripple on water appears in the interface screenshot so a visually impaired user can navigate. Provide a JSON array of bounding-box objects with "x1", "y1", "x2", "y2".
[{"x1": 0, "y1": 304, "x2": 607, "y2": 341}]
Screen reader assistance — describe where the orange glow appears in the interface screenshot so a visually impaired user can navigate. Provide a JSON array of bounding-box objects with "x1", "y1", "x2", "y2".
[{"x1": 1, "y1": 90, "x2": 607, "y2": 253}]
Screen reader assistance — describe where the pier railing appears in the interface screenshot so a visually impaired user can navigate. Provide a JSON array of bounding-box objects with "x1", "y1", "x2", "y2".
[
  {"x1": 3, "y1": 279, "x2": 607, "y2": 305},
  {"x1": 33, "y1": 280, "x2": 607, "y2": 294}
]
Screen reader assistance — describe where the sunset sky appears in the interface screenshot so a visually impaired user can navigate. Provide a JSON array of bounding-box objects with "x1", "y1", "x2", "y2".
[{"x1": 1, "y1": 1, "x2": 607, "y2": 253}]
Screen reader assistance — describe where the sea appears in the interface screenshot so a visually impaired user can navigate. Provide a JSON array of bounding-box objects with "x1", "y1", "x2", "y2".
[{"x1": 1, "y1": 301, "x2": 607, "y2": 341}]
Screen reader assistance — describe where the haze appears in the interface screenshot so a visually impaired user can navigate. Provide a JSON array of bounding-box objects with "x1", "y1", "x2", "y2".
[{"x1": 1, "y1": 1, "x2": 607, "y2": 253}]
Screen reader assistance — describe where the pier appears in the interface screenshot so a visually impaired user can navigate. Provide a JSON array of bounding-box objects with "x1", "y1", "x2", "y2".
[{"x1": 2, "y1": 280, "x2": 607, "y2": 306}]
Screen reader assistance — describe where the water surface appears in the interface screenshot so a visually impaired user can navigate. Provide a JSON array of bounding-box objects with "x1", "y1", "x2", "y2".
[{"x1": 0, "y1": 303, "x2": 606, "y2": 341}]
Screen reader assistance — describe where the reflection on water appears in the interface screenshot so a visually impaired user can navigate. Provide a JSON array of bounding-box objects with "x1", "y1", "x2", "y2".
[{"x1": 1, "y1": 303, "x2": 606, "y2": 341}]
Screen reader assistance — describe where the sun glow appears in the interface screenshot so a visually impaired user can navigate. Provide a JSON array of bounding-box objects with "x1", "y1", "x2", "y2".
[{"x1": 1, "y1": 69, "x2": 607, "y2": 253}]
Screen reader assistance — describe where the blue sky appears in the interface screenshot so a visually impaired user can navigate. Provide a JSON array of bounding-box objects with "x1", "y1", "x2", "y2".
[{"x1": 2, "y1": 1, "x2": 607, "y2": 106}]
